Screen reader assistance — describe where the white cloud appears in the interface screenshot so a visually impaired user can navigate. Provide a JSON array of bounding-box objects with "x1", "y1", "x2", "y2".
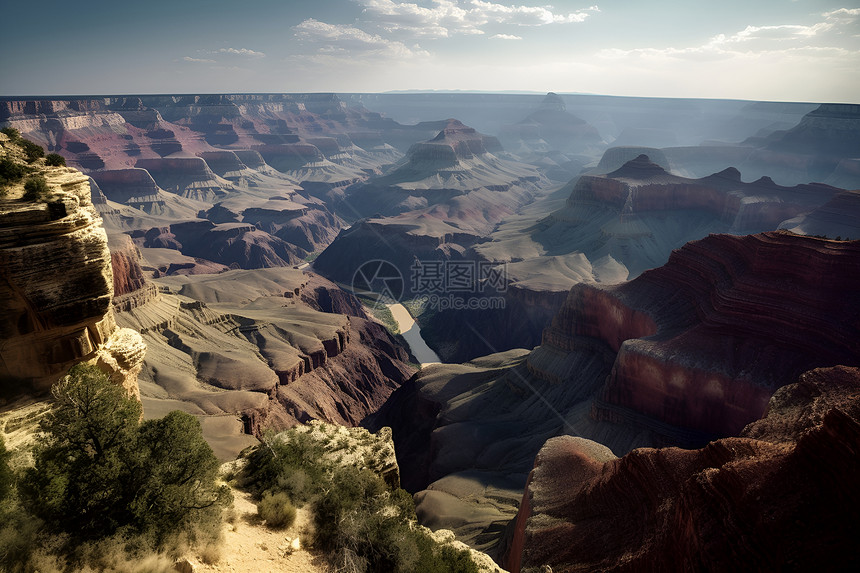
[
  {"x1": 216, "y1": 47, "x2": 266, "y2": 58},
  {"x1": 591, "y1": 7, "x2": 860, "y2": 102},
  {"x1": 356, "y1": 0, "x2": 596, "y2": 38},
  {"x1": 490, "y1": 33, "x2": 522, "y2": 40},
  {"x1": 182, "y1": 56, "x2": 216, "y2": 64},
  {"x1": 294, "y1": 18, "x2": 430, "y2": 60},
  {"x1": 470, "y1": 0, "x2": 592, "y2": 25},
  {"x1": 598, "y1": 6, "x2": 860, "y2": 61},
  {"x1": 823, "y1": 8, "x2": 860, "y2": 19}
]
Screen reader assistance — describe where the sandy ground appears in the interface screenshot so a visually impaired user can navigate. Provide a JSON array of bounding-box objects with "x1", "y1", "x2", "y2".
[{"x1": 193, "y1": 488, "x2": 329, "y2": 573}]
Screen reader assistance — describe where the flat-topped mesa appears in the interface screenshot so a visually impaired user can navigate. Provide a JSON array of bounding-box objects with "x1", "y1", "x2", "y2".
[
  {"x1": 407, "y1": 119, "x2": 502, "y2": 165},
  {"x1": 0, "y1": 152, "x2": 145, "y2": 398},
  {"x1": 134, "y1": 157, "x2": 228, "y2": 201},
  {"x1": 135, "y1": 219, "x2": 305, "y2": 268},
  {"x1": 538, "y1": 231, "x2": 860, "y2": 438},
  {"x1": 91, "y1": 168, "x2": 161, "y2": 203},
  {"x1": 766, "y1": 103, "x2": 860, "y2": 157},
  {"x1": 197, "y1": 151, "x2": 249, "y2": 179},
  {"x1": 254, "y1": 143, "x2": 325, "y2": 173},
  {"x1": 557, "y1": 154, "x2": 839, "y2": 233}
]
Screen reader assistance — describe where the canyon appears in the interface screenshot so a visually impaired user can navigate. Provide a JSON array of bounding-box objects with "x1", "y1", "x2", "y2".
[{"x1": 2, "y1": 91, "x2": 858, "y2": 572}]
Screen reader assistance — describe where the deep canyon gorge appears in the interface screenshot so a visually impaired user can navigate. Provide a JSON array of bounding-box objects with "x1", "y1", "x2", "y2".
[{"x1": 1, "y1": 92, "x2": 858, "y2": 572}]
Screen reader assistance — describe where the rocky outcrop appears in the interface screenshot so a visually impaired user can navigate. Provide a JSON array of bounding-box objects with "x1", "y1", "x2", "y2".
[
  {"x1": 538, "y1": 231, "x2": 860, "y2": 438},
  {"x1": 532, "y1": 155, "x2": 842, "y2": 279},
  {"x1": 374, "y1": 231, "x2": 859, "y2": 559},
  {"x1": 91, "y1": 168, "x2": 161, "y2": 203},
  {"x1": 116, "y1": 267, "x2": 413, "y2": 438},
  {"x1": 765, "y1": 103, "x2": 860, "y2": 158},
  {"x1": 334, "y1": 119, "x2": 542, "y2": 218},
  {"x1": 134, "y1": 157, "x2": 229, "y2": 202},
  {"x1": 0, "y1": 139, "x2": 145, "y2": 398},
  {"x1": 133, "y1": 220, "x2": 305, "y2": 268},
  {"x1": 505, "y1": 365, "x2": 860, "y2": 573}
]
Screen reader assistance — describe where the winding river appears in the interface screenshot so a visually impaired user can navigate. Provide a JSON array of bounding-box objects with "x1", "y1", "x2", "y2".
[{"x1": 386, "y1": 303, "x2": 441, "y2": 366}]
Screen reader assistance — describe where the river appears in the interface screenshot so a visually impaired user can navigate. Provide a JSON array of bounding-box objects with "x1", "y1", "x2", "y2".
[{"x1": 386, "y1": 303, "x2": 441, "y2": 366}]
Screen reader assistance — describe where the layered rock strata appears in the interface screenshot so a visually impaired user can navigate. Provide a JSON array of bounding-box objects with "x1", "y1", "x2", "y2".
[
  {"x1": 114, "y1": 265, "x2": 414, "y2": 441},
  {"x1": 0, "y1": 143, "x2": 145, "y2": 397},
  {"x1": 542, "y1": 231, "x2": 860, "y2": 437},
  {"x1": 375, "y1": 231, "x2": 859, "y2": 559},
  {"x1": 505, "y1": 365, "x2": 860, "y2": 573}
]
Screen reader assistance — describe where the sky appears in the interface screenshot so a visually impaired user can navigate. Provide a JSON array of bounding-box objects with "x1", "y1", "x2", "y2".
[{"x1": 1, "y1": 0, "x2": 858, "y2": 102}]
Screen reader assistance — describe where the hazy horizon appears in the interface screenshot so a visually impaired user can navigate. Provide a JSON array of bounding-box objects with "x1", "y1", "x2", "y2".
[{"x1": 2, "y1": 1, "x2": 859, "y2": 103}]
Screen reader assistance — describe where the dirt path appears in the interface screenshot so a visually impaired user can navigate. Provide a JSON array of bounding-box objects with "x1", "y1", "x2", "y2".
[{"x1": 194, "y1": 488, "x2": 329, "y2": 573}]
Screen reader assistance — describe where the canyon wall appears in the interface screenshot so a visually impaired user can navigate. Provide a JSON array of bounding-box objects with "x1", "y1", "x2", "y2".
[
  {"x1": 535, "y1": 231, "x2": 860, "y2": 439},
  {"x1": 505, "y1": 365, "x2": 860, "y2": 573},
  {"x1": 376, "y1": 231, "x2": 860, "y2": 560},
  {"x1": 0, "y1": 135, "x2": 145, "y2": 398}
]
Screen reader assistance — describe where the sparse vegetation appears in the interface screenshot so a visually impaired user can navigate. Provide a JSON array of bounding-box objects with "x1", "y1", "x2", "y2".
[
  {"x1": 23, "y1": 174, "x2": 50, "y2": 201},
  {"x1": 354, "y1": 292, "x2": 400, "y2": 334},
  {"x1": 256, "y1": 491, "x2": 297, "y2": 529},
  {"x1": 2, "y1": 364, "x2": 231, "y2": 571},
  {"x1": 45, "y1": 153, "x2": 66, "y2": 167},
  {"x1": 0, "y1": 157, "x2": 28, "y2": 196},
  {"x1": 19, "y1": 138, "x2": 45, "y2": 163},
  {"x1": 241, "y1": 424, "x2": 478, "y2": 573},
  {"x1": 0, "y1": 435, "x2": 12, "y2": 505}
]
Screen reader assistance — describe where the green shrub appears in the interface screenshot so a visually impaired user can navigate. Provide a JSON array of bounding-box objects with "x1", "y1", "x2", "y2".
[
  {"x1": 313, "y1": 465, "x2": 477, "y2": 573},
  {"x1": 243, "y1": 428, "x2": 328, "y2": 505},
  {"x1": 257, "y1": 491, "x2": 297, "y2": 529},
  {"x1": 0, "y1": 507, "x2": 46, "y2": 571},
  {"x1": 0, "y1": 157, "x2": 26, "y2": 182},
  {"x1": 19, "y1": 138, "x2": 44, "y2": 163},
  {"x1": 242, "y1": 425, "x2": 478, "y2": 573},
  {"x1": 1, "y1": 127, "x2": 20, "y2": 139},
  {"x1": 45, "y1": 153, "x2": 66, "y2": 167},
  {"x1": 21, "y1": 364, "x2": 230, "y2": 550},
  {"x1": 23, "y1": 175, "x2": 50, "y2": 201}
]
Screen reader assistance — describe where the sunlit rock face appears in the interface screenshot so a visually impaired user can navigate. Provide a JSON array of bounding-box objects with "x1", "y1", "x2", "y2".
[
  {"x1": 504, "y1": 365, "x2": 860, "y2": 573},
  {"x1": 0, "y1": 143, "x2": 145, "y2": 398}
]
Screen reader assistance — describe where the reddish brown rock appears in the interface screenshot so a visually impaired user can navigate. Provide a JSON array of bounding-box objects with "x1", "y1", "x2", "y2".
[
  {"x1": 108, "y1": 234, "x2": 147, "y2": 297},
  {"x1": 538, "y1": 231, "x2": 860, "y2": 438},
  {"x1": 505, "y1": 366, "x2": 860, "y2": 573}
]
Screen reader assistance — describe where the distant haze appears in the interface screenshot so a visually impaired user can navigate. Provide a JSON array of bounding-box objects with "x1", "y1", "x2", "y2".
[{"x1": 2, "y1": 0, "x2": 858, "y2": 103}]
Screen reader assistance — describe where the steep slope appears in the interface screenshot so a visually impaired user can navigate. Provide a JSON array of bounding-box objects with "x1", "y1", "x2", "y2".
[
  {"x1": 662, "y1": 103, "x2": 860, "y2": 185},
  {"x1": 113, "y1": 263, "x2": 414, "y2": 456},
  {"x1": 372, "y1": 231, "x2": 860, "y2": 558},
  {"x1": 779, "y1": 189, "x2": 860, "y2": 240},
  {"x1": 505, "y1": 365, "x2": 860, "y2": 573},
  {"x1": 424, "y1": 155, "x2": 846, "y2": 363},
  {"x1": 0, "y1": 133, "x2": 145, "y2": 397}
]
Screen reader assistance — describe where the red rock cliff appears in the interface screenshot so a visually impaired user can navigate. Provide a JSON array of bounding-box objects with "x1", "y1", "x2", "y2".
[
  {"x1": 540, "y1": 231, "x2": 860, "y2": 438},
  {"x1": 506, "y1": 365, "x2": 860, "y2": 573}
]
